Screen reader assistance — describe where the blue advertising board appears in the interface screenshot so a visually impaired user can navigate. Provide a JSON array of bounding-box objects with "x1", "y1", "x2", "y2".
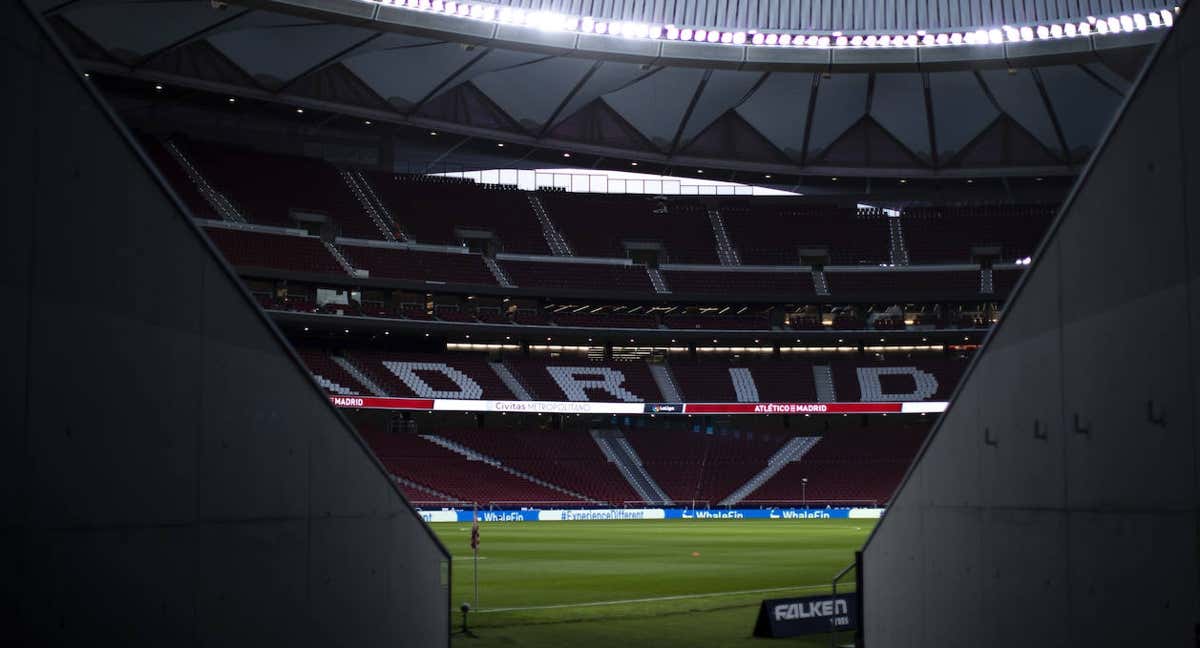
[{"x1": 419, "y1": 507, "x2": 884, "y2": 523}]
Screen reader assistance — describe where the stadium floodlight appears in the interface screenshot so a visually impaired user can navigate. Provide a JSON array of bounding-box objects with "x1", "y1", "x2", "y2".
[
  {"x1": 764, "y1": 32, "x2": 777, "y2": 45},
  {"x1": 850, "y1": 34, "x2": 863, "y2": 46},
  {"x1": 778, "y1": 34, "x2": 792, "y2": 46},
  {"x1": 594, "y1": 21, "x2": 609, "y2": 34},
  {"x1": 666, "y1": 25, "x2": 680, "y2": 39},
  {"x1": 988, "y1": 28, "x2": 1004, "y2": 43},
  {"x1": 1119, "y1": 15, "x2": 1134, "y2": 32},
  {"x1": 456, "y1": 3, "x2": 469, "y2": 16},
  {"x1": 562, "y1": 16, "x2": 577, "y2": 30},
  {"x1": 647, "y1": 25, "x2": 662, "y2": 38},
  {"x1": 1079, "y1": 22, "x2": 1092, "y2": 35},
  {"x1": 817, "y1": 36, "x2": 831, "y2": 47},
  {"x1": 836, "y1": 35, "x2": 848, "y2": 46},
  {"x1": 732, "y1": 31, "x2": 746, "y2": 44},
  {"x1": 1064, "y1": 22, "x2": 1077, "y2": 36},
  {"x1": 805, "y1": 35, "x2": 819, "y2": 47},
  {"x1": 1050, "y1": 24, "x2": 1063, "y2": 37},
  {"x1": 863, "y1": 34, "x2": 877, "y2": 46},
  {"x1": 469, "y1": 4, "x2": 483, "y2": 17},
  {"x1": 935, "y1": 33, "x2": 949, "y2": 45},
  {"x1": 1149, "y1": 12, "x2": 1162, "y2": 27},
  {"x1": 680, "y1": 28, "x2": 693, "y2": 41},
  {"x1": 922, "y1": 34, "x2": 934, "y2": 45},
  {"x1": 1096, "y1": 20, "x2": 1109, "y2": 34},
  {"x1": 431, "y1": 0, "x2": 442, "y2": 11},
  {"x1": 707, "y1": 30, "x2": 721, "y2": 43},
  {"x1": 694, "y1": 29, "x2": 707, "y2": 41},
  {"x1": 751, "y1": 32, "x2": 764, "y2": 45},
  {"x1": 1107, "y1": 17, "x2": 1121, "y2": 33},
  {"x1": 580, "y1": 16, "x2": 593, "y2": 31},
  {"x1": 1162, "y1": 9, "x2": 1174, "y2": 27},
  {"x1": 950, "y1": 32, "x2": 963, "y2": 44},
  {"x1": 721, "y1": 31, "x2": 734, "y2": 44},
  {"x1": 442, "y1": 1, "x2": 454, "y2": 14},
  {"x1": 1133, "y1": 13, "x2": 1147, "y2": 30},
  {"x1": 1036, "y1": 25, "x2": 1049, "y2": 39}
]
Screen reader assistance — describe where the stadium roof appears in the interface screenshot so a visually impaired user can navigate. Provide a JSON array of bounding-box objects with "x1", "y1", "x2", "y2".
[{"x1": 43, "y1": 0, "x2": 1171, "y2": 177}]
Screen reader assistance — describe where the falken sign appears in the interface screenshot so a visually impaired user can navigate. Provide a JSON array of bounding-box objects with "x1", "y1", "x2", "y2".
[{"x1": 753, "y1": 593, "x2": 858, "y2": 637}]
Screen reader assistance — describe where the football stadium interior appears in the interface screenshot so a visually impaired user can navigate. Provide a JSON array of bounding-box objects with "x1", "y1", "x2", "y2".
[{"x1": 5, "y1": 0, "x2": 1198, "y2": 645}]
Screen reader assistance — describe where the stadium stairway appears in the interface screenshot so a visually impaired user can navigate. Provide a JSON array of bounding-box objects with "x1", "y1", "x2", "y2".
[
  {"x1": 332, "y1": 355, "x2": 388, "y2": 396},
  {"x1": 590, "y1": 430, "x2": 672, "y2": 504},
  {"x1": 718, "y1": 437, "x2": 821, "y2": 506},
  {"x1": 648, "y1": 364, "x2": 683, "y2": 402},
  {"x1": 489, "y1": 362, "x2": 533, "y2": 400},
  {"x1": 421, "y1": 434, "x2": 603, "y2": 505},
  {"x1": 339, "y1": 169, "x2": 397, "y2": 241},
  {"x1": 162, "y1": 138, "x2": 246, "y2": 223}
]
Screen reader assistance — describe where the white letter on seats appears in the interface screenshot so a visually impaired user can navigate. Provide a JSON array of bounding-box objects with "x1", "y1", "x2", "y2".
[
  {"x1": 547, "y1": 366, "x2": 639, "y2": 402},
  {"x1": 856, "y1": 366, "x2": 938, "y2": 401},
  {"x1": 383, "y1": 362, "x2": 483, "y2": 399}
]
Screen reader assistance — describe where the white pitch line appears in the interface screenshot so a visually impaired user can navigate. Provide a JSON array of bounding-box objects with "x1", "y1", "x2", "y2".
[{"x1": 476, "y1": 583, "x2": 832, "y2": 613}]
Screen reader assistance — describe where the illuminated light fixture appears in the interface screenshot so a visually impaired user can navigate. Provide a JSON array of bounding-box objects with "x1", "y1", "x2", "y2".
[
  {"x1": 864, "y1": 35, "x2": 877, "y2": 46},
  {"x1": 594, "y1": 21, "x2": 609, "y2": 34},
  {"x1": 1079, "y1": 22, "x2": 1092, "y2": 35},
  {"x1": 721, "y1": 31, "x2": 734, "y2": 44},
  {"x1": 1162, "y1": 9, "x2": 1174, "y2": 27},
  {"x1": 935, "y1": 33, "x2": 949, "y2": 45},
  {"x1": 893, "y1": 35, "x2": 907, "y2": 46},
  {"x1": 1133, "y1": 13, "x2": 1147, "y2": 30},
  {"x1": 836, "y1": 35, "x2": 848, "y2": 46},
  {"x1": 470, "y1": 4, "x2": 483, "y2": 17},
  {"x1": 1003, "y1": 25, "x2": 1020, "y2": 41},
  {"x1": 1149, "y1": 12, "x2": 1162, "y2": 27},
  {"x1": 562, "y1": 17, "x2": 578, "y2": 30},
  {"x1": 665, "y1": 25, "x2": 679, "y2": 39},
  {"x1": 694, "y1": 29, "x2": 707, "y2": 41},
  {"x1": 778, "y1": 34, "x2": 793, "y2": 46},
  {"x1": 1020, "y1": 26, "x2": 1035, "y2": 40},
  {"x1": 1096, "y1": 20, "x2": 1110, "y2": 34},
  {"x1": 899, "y1": 178, "x2": 907, "y2": 184},
  {"x1": 707, "y1": 30, "x2": 721, "y2": 43},
  {"x1": 817, "y1": 35, "x2": 831, "y2": 47},
  {"x1": 921, "y1": 34, "x2": 934, "y2": 45},
  {"x1": 154, "y1": 84, "x2": 164, "y2": 91},
  {"x1": 482, "y1": 6, "x2": 495, "y2": 20},
  {"x1": 443, "y1": 1, "x2": 455, "y2": 14},
  {"x1": 1119, "y1": 15, "x2": 1135, "y2": 32},
  {"x1": 562, "y1": 152, "x2": 571, "y2": 157},
  {"x1": 429, "y1": 131, "x2": 438, "y2": 135},
  {"x1": 228, "y1": 97, "x2": 236, "y2": 103},
  {"x1": 696, "y1": 169, "x2": 704, "y2": 174},
  {"x1": 295, "y1": 108, "x2": 304, "y2": 114},
  {"x1": 1107, "y1": 17, "x2": 1121, "y2": 33},
  {"x1": 988, "y1": 28, "x2": 1004, "y2": 43},
  {"x1": 765, "y1": 174, "x2": 772, "y2": 178},
  {"x1": 496, "y1": 142, "x2": 505, "y2": 147},
  {"x1": 1050, "y1": 24, "x2": 1064, "y2": 37},
  {"x1": 950, "y1": 32, "x2": 963, "y2": 44},
  {"x1": 647, "y1": 25, "x2": 663, "y2": 38},
  {"x1": 850, "y1": 34, "x2": 863, "y2": 46},
  {"x1": 680, "y1": 28, "x2": 693, "y2": 41},
  {"x1": 1064, "y1": 22, "x2": 1077, "y2": 36},
  {"x1": 455, "y1": 3, "x2": 468, "y2": 16},
  {"x1": 431, "y1": 0, "x2": 443, "y2": 11},
  {"x1": 364, "y1": 120, "x2": 372, "y2": 125},
  {"x1": 1036, "y1": 25, "x2": 1050, "y2": 39},
  {"x1": 581, "y1": 16, "x2": 594, "y2": 31},
  {"x1": 630, "y1": 161, "x2": 638, "y2": 166},
  {"x1": 751, "y1": 32, "x2": 765, "y2": 45}
]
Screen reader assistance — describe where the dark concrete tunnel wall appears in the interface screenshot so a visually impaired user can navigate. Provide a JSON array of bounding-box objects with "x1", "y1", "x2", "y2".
[
  {"x1": 861, "y1": 5, "x2": 1200, "y2": 647},
  {"x1": 2, "y1": 2, "x2": 451, "y2": 645}
]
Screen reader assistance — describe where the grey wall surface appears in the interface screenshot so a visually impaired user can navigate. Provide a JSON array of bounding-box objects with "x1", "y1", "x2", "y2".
[
  {"x1": 1, "y1": 2, "x2": 450, "y2": 645},
  {"x1": 860, "y1": 4, "x2": 1200, "y2": 647}
]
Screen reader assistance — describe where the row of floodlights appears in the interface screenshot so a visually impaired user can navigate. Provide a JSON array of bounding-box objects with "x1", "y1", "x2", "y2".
[{"x1": 374, "y1": 0, "x2": 1176, "y2": 49}]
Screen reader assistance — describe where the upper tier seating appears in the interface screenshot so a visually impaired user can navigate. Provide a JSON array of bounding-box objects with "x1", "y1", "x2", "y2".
[
  {"x1": 901, "y1": 204, "x2": 1057, "y2": 264},
  {"x1": 437, "y1": 428, "x2": 639, "y2": 505},
  {"x1": 624, "y1": 428, "x2": 791, "y2": 504},
  {"x1": 345, "y1": 351, "x2": 515, "y2": 400},
  {"x1": 662, "y1": 269, "x2": 816, "y2": 297},
  {"x1": 339, "y1": 244, "x2": 498, "y2": 286},
  {"x1": 203, "y1": 227, "x2": 344, "y2": 275},
  {"x1": 505, "y1": 358, "x2": 663, "y2": 402},
  {"x1": 358, "y1": 425, "x2": 585, "y2": 505},
  {"x1": 669, "y1": 359, "x2": 821, "y2": 402},
  {"x1": 745, "y1": 424, "x2": 928, "y2": 505},
  {"x1": 540, "y1": 194, "x2": 719, "y2": 264},
  {"x1": 184, "y1": 139, "x2": 381, "y2": 238},
  {"x1": 363, "y1": 173, "x2": 549, "y2": 254},
  {"x1": 825, "y1": 269, "x2": 982, "y2": 300},
  {"x1": 720, "y1": 203, "x2": 891, "y2": 265},
  {"x1": 500, "y1": 260, "x2": 654, "y2": 292},
  {"x1": 663, "y1": 313, "x2": 773, "y2": 330}
]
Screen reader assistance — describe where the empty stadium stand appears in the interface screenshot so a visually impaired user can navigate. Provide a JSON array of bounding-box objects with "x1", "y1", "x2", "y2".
[
  {"x1": 901, "y1": 204, "x2": 1057, "y2": 264},
  {"x1": 203, "y1": 226, "x2": 345, "y2": 275},
  {"x1": 624, "y1": 428, "x2": 792, "y2": 505},
  {"x1": 720, "y1": 203, "x2": 891, "y2": 265},
  {"x1": 340, "y1": 243, "x2": 498, "y2": 285},
  {"x1": 540, "y1": 193, "x2": 719, "y2": 263}
]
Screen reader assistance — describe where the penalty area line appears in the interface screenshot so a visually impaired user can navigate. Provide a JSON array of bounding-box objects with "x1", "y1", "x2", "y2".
[{"x1": 476, "y1": 583, "x2": 830, "y2": 613}]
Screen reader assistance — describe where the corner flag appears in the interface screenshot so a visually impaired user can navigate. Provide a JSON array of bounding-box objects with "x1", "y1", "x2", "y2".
[{"x1": 470, "y1": 510, "x2": 480, "y2": 551}]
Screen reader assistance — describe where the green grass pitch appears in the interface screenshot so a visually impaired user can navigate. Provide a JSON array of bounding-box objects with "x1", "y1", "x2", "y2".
[{"x1": 432, "y1": 518, "x2": 874, "y2": 647}]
